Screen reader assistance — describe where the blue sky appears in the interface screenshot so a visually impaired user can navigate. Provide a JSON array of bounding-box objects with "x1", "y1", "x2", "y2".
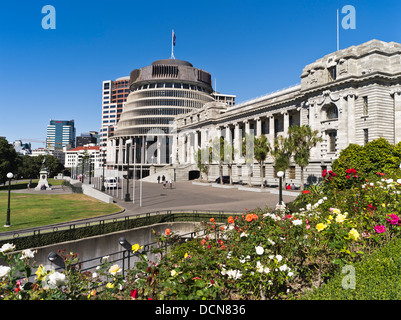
[{"x1": 1, "y1": 0, "x2": 401, "y2": 149}]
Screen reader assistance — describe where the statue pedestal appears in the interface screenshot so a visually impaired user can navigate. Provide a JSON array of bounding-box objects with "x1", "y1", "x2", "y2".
[{"x1": 35, "y1": 170, "x2": 52, "y2": 190}]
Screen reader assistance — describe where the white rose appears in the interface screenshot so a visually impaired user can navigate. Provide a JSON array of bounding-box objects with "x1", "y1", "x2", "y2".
[
  {"x1": 275, "y1": 255, "x2": 283, "y2": 262},
  {"x1": 20, "y1": 249, "x2": 36, "y2": 260},
  {"x1": 0, "y1": 265, "x2": 11, "y2": 278},
  {"x1": 279, "y1": 264, "x2": 288, "y2": 272},
  {"x1": 292, "y1": 219, "x2": 302, "y2": 226},
  {"x1": 47, "y1": 271, "x2": 66, "y2": 288},
  {"x1": 255, "y1": 246, "x2": 264, "y2": 255},
  {"x1": 0, "y1": 243, "x2": 16, "y2": 253}
]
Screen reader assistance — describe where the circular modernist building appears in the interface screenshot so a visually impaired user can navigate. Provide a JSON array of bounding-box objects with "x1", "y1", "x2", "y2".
[{"x1": 108, "y1": 58, "x2": 215, "y2": 175}]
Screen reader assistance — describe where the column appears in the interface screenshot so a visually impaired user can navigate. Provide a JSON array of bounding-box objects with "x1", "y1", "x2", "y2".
[
  {"x1": 118, "y1": 138, "x2": 123, "y2": 165},
  {"x1": 256, "y1": 118, "x2": 262, "y2": 137},
  {"x1": 269, "y1": 115, "x2": 275, "y2": 142},
  {"x1": 283, "y1": 111, "x2": 289, "y2": 136},
  {"x1": 392, "y1": 90, "x2": 401, "y2": 144},
  {"x1": 194, "y1": 130, "x2": 199, "y2": 156},
  {"x1": 337, "y1": 96, "x2": 348, "y2": 152},
  {"x1": 347, "y1": 93, "x2": 356, "y2": 144},
  {"x1": 234, "y1": 122, "x2": 240, "y2": 161}
]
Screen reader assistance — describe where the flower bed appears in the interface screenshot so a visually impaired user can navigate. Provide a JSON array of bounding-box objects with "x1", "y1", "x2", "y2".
[{"x1": 2, "y1": 165, "x2": 401, "y2": 299}]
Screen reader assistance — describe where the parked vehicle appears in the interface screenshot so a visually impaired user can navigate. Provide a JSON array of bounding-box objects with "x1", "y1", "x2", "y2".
[
  {"x1": 215, "y1": 176, "x2": 230, "y2": 184},
  {"x1": 104, "y1": 178, "x2": 117, "y2": 189}
]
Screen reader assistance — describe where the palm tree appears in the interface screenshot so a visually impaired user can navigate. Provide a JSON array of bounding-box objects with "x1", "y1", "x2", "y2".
[
  {"x1": 242, "y1": 133, "x2": 255, "y2": 186},
  {"x1": 288, "y1": 125, "x2": 322, "y2": 190},
  {"x1": 271, "y1": 135, "x2": 292, "y2": 189},
  {"x1": 254, "y1": 135, "x2": 270, "y2": 188},
  {"x1": 195, "y1": 146, "x2": 212, "y2": 181}
]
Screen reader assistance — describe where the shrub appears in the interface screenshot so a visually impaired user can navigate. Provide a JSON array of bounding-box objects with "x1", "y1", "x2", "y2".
[{"x1": 299, "y1": 236, "x2": 401, "y2": 300}]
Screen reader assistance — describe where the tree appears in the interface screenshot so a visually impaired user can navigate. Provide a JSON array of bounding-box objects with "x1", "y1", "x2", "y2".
[
  {"x1": 16, "y1": 155, "x2": 41, "y2": 179},
  {"x1": 254, "y1": 135, "x2": 270, "y2": 188},
  {"x1": 288, "y1": 125, "x2": 322, "y2": 190},
  {"x1": 242, "y1": 133, "x2": 255, "y2": 186},
  {"x1": 212, "y1": 137, "x2": 225, "y2": 184},
  {"x1": 0, "y1": 137, "x2": 20, "y2": 184},
  {"x1": 195, "y1": 146, "x2": 212, "y2": 181},
  {"x1": 271, "y1": 135, "x2": 292, "y2": 189}
]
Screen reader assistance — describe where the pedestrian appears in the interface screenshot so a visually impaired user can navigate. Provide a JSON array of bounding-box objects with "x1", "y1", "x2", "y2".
[
  {"x1": 27, "y1": 182, "x2": 30, "y2": 190},
  {"x1": 157, "y1": 176, "x2": 160, "y2": 184},
  {"x1": 163, "y1": 180, "x2": 166, "y2": 189},
  {"x1": 169, "y1": 178, "x2": 172, "y2": 189},
  {"x1": 162, "y1": 175, "x2": 165, "y2": 183}
]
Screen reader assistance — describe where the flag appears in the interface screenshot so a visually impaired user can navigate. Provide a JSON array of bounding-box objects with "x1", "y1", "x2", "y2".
[{"x1": 173, "y1": 30, "x2": 176, "y2": 46}]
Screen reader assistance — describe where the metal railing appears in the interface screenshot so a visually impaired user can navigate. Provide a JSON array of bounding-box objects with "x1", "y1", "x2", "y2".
[{"x1": 0, "y1": 210, "x2": 242, "y2": 249}]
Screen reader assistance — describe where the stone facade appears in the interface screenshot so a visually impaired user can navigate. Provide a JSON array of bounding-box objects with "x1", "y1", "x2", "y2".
[{"x1": 172, "y1": 39, "x2": 401, "y2": 187}]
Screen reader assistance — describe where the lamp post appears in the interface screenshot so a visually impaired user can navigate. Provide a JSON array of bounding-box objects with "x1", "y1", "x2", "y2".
[
  {"x1": 5, "y1": 172, "x2": 13, "y2": 227},
  {"x1": 101, "y1": 149, "x2": 106, "y2": 191},
  {"x1": 276, "y1": 171, "x2": 285, "y2": 210},
  {"x1": 125, "y1": 139, "x2": 132, "y2": 202}
]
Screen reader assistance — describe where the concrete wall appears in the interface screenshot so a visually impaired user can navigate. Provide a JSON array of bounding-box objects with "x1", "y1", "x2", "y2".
[
  {"x1": 29, "y1": 221, "x2": 202, "y2": 272},
  {"x1": 64, "y1": 177, "x2": 114, "y2": 204}
]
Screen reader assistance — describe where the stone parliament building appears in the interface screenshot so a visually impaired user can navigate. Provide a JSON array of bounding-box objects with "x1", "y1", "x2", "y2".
[{"x1": 107, "y1": 39, "x2": 401, "y2": 188}]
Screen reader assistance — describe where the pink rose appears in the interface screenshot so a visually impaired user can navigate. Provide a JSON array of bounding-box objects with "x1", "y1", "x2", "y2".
[{"x1": 374, "y1": 225, "x2": 386, "y2": 234}]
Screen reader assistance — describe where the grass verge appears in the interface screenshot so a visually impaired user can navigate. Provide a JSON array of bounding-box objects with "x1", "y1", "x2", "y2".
[{"x1": 0, "y1": 193, "x2": 122, "y2": 232}]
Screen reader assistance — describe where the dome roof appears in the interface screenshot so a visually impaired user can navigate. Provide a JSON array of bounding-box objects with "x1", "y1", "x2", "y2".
[{"x1": 151, "y1": 59, "x2": 193, "y2": 67}]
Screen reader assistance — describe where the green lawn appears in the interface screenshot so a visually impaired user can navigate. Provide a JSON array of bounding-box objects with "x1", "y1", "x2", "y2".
[
  {"x1": 0, "y1": 178, "x2": 63, "y2": 191},
  {"x1": 0, "y1": 193, "x2": 122, "y2": 232}
]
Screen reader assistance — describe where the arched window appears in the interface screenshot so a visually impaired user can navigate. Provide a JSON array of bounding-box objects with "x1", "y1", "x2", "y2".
[{"x1": 326, "y1": 104, "x2": 338, "y2": 120}]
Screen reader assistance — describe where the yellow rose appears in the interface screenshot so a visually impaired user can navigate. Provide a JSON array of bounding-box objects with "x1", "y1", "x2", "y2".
[
  {"x1": 335, "y1": 214, "x2": 346, "y2": 223},
  {"x1": 35, "y1": 265, "x2": 47, "y2": 281},
  {"x1": 106, "y1": 283, "x2": 114, "y2": 289},
  {"x1": 328, "y1": 215, "x2": 333, "y2": 220},
  {"x1": 108, "y1": 264, "x2": 121, "y2": 276},
  {"x1": 316, "y1": 223, "x2": 327, "y2": 232},
  {"x1": 348, "y1": 228, "x2": 360, "y2": 241},
  {"x1": 332, "y1": 208, "x2": 341, "y2": 214},
  {"x1": 132, "y1": 244, "x2": 144, "y2": 253}
]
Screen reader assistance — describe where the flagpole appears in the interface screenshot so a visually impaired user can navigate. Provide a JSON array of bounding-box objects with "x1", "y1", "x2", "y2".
[
  {"x1": 337, "y1": 9, "x2": 340, "y2": 51},
  {"x1": 171, "y1": 29, "x2": 175, "y2": 59}
]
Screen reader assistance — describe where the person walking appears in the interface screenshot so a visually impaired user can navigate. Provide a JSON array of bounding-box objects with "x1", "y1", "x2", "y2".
[
  {"x1": 169, "y1": 178, "x2": 173, "y2": 189},
  {"x1": 157, "y1": 176, "x2": 160, "y2": 184}
]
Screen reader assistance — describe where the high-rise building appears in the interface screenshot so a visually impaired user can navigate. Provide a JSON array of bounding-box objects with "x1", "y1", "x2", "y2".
[
  {"x1": 46, "y1": 119, "x2": 76, "y2": 150},
  {"x1": 76, "y1": 132, "x2": 98, "y2": 147},
  {"x1": 100, "y1": 76, "x2": 130, "y2": 148}
]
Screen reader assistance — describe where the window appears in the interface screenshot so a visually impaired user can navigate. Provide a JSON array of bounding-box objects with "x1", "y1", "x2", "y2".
[
  {"x1": 328, "y1": 131, "x2": 337, "y2": 152},
  {"x1": 326, "y1": 104, "x2": 338, "y2": 120},
  {"x1": 328, "y1": 66, "x2": 336, "y2": 81},
  {"x1": 364, "y1": 129, "x2": 369, "y2": 145},
  {"x1": 363, "y1": 96, "x2": 368, "y2": 115},
  {"x1": 289, "y1": 166, "x2": 296, "y2": 179}
]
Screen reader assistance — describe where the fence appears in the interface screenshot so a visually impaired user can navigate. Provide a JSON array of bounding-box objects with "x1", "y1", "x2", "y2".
[{"x1": 0, "y1": 210, "x2": 242, "y2": 252}]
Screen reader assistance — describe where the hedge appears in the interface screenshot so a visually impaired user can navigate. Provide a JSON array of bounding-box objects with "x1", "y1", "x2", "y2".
[{"x1": 299, "y1": 235, "x2": 401, "y2": 300}]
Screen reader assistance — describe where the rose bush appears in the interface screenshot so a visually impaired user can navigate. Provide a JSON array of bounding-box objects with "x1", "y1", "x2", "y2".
[{"x1": 2, "y1": 159, "x2": 401, "y2": 299}]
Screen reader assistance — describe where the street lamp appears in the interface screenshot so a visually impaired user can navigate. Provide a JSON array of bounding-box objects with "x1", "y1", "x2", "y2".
[
  {"x1": 101, "y1": 149, "x2": 106, "y2": 192},
  {"x1": 5, "y1": 172, "x2": 13, "y2": 227},
  {"x1": 276, "y1": 171, "x2": 285, "y2": 209},
  {"x1": 125, "y1": 139, "x2": 132, "y2": 202}
]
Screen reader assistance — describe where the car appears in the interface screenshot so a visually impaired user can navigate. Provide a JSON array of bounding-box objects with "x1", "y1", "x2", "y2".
[
  {"x1": 104, "y1": 178, "x2": 117, "y2": 189},
  {"x1": 215, "y1": 176, "x2": 230, "y2": 184}
]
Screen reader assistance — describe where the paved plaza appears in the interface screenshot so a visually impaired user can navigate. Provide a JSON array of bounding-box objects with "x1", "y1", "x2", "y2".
[{"x1": 105, "y1": 180, "x2": 299, "y2": 215}]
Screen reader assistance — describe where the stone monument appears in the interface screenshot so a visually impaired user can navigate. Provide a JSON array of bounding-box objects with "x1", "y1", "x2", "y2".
[{"x1": 35, "y1": 158, "x2": 52, "y2": 190}]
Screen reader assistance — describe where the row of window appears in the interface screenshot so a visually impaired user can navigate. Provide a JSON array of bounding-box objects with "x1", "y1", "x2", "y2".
[
  {"x1": 121, "y1": 118, "x2": 174, "y2": 126},
  {"x1": 127, "y1": 98, "x2": 204, "y2": 109},
  {"x1": 131, "y1": 89, "x2": 211, "y2": 101},
  {"x1": 124, "y1": 107, "x2": 192, "y2": 117},
  {"x1": 131, "y1": 82, "x2": 209, "y2": 92}
]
